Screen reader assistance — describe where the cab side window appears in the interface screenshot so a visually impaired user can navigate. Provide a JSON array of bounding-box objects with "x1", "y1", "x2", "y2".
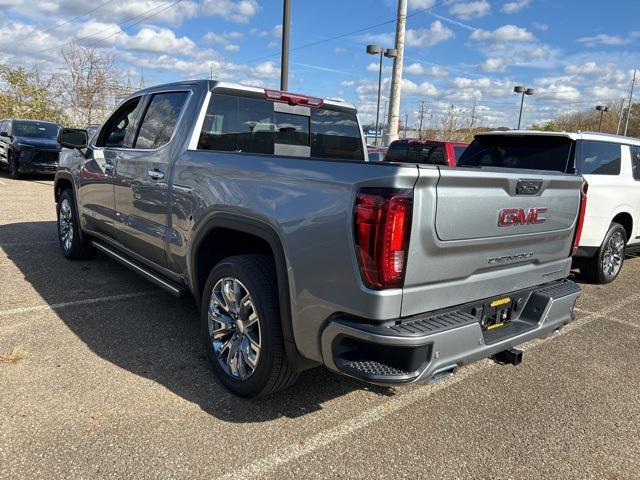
[
  {"x1": 578, "y1": 141, "x2": 621, "y2": 175},
  {"x1": 134, "y1": 92, "x2": 189, "y2": 149},
  {"x1": 385, "y1": 143, "x2": 409, "y2": 162},
  {"x1": 631, "y1": 146, "x2": 640, "y2": 181},
  {"x1": 96, "y1": 98, "x2": 141, "y2": 148}
]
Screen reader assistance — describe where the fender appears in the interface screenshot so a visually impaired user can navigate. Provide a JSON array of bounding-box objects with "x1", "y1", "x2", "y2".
[{"x1": 188, "y1": 212, "x2": 317, "y2": 371}]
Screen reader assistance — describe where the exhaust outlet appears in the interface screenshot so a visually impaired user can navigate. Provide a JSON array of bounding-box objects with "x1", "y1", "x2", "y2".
[{"x1": 491, "y1": 348, "x2": 523, "y2": 366}]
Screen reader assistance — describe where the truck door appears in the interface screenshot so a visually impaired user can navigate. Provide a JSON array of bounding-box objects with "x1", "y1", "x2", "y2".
[
  {"x1": 113, "y1": 91, "x2": 189, "y2": 267},
  {"x1": 79, "y1": 97, "x2": 142, "y2": 240}
]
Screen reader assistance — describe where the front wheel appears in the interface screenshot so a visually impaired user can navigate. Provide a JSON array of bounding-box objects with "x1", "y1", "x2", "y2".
[
  {"x1": 201, "y1": 255, "x2": 299, "y2": 397},
  {"x1": 8, "y1": 153, "x2": 20, "y2": 179},
  {"x1": 580, "y1": 222, "x2": 626, "y2": 284},
  {"x1": 56, "y1": 189, "x2": 95, "y2": 260}
]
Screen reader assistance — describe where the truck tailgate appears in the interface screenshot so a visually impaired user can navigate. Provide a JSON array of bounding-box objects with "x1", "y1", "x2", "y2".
[{"x1": 401, "y1": 166, "x2": 582, "y2": 317}]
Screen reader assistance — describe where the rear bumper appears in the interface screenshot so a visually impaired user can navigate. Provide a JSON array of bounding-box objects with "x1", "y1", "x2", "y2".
[{"x1": 320, "y1": 279, "x2": 581, "y2": 385}]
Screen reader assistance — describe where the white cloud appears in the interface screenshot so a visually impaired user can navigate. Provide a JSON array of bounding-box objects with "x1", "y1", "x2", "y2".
[
  {"x1": 478, "y1": 57, "x2": 510, "y2": 72},
  {"x1": 202, "y1": 31, "x2": 243, "y2": 45},
  {"x1": 564, "y1": 62, "x2": 599, "y2": 75},
  {"x1": 406, "y1": 21, "x2": 455, "y2": 47},
  {"x1": 224, "y1": 44, "x2": 240, "y2": 52},
  {"x1": 334, "y1": 47, "x2": 347, "y2": 54},
  {"x1": 449, "y1": 1, "x2": 491, "y2": 20},
  {"x1": 577, "y1": 31, "x2": 640, "y2": 47},
  {"x1": 366, "y1": 62, "x2": 392, "y2": 73},
  {"x1": 201, "y1": 0, "x2": 260, "y2": 23},
  {"x1": 253, "y1": 61, "x2": 279, "y2": 79},
  {"x1": 502, "y1": 0, "x2": 531, "y2": 14},
  {"x1": 404, "y1": 63, "x2": 449, "y2": 77},
  {"x1": 470, "y1": 25, "x2": 535, "y2": 43},
  {"x1": 408, "y1": 0, "x2": 437, "y2": 9},
  {"x1": 402, "y1": 79, "x2": 438, "y2": 96},
  {"x1": 124, "y1": 27, "x2": 195, "y2": 54},
  {"x1": 256, "y1": 24, "x2": 283, "y2": 38},
  {"x1": 532, "y1": 22, "x2": 548, "y2": 31}
]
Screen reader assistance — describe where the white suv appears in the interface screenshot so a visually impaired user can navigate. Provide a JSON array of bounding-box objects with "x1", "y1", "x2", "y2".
[{"x1": 458, "y1": 131, "x2": 640, "y2": 284}]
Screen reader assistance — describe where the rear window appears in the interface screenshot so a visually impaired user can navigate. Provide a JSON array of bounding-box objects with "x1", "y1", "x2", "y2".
[
  {"x1": 577, "y1": 141, "x2": 621, "y2": 175},
  {"x1": 453, "y1": 145, "x2": 467, "y2": 161},
  {"x1": 197, "y1": 93, "x2": 363, "y2": 161},
  {"x1": 457, "y1": 135, "x2": 574, "y2": 173},
  {"x1": 385, "y1": 143, "x2": 409, "y2": 162}
]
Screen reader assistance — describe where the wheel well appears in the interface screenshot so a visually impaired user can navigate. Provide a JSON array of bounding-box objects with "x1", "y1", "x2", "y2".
[
  {"x1": 612, "y1": 212, "x2": 633, "y2": 242},
  {"x1": 54, "y1": 178, "x2": 73, "y2": 202},
  {"x1": 194, "y1": 227, "x2": 275, "y2": 300}
]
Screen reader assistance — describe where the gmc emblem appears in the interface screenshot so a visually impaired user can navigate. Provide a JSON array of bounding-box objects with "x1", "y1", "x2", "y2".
[{"x1": 498, "y1": 208, "x2": 547, "y2": 227}]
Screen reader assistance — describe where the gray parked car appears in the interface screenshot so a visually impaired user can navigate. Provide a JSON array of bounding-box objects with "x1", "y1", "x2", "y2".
[{"x1": 54, "y1": 80, "x2": 583, "y2": 397}]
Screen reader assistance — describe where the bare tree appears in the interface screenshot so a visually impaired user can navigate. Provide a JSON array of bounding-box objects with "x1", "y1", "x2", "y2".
[{"x1": 57, "y1": 41, "x2": 115, "y2": 127}]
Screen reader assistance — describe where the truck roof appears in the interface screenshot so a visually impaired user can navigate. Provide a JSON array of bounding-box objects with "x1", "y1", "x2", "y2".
[
  {"x1": 132, "y1": 79, "x2": 357, "y2": 112},
  {"x1": 476, "y1": 129, "x2": 640, "y2": 146}
]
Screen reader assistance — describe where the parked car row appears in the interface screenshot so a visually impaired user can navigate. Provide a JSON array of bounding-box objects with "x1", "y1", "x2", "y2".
[{"x1": 53, "y1": 80, "x2": 584, "y2": 397}]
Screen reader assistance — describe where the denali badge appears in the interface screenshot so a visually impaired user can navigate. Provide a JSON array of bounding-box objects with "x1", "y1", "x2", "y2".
[
  {"x1": 498, "y1": 208, "x2": 547, "y2": 227},
  {"x1": 488, "y1": 252, "x2": 534, "y2": 265}
]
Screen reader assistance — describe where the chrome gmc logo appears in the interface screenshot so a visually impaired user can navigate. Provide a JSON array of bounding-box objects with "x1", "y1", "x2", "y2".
[{"x1": 498, "y1": 208, "x2": 547, "y2": 227}]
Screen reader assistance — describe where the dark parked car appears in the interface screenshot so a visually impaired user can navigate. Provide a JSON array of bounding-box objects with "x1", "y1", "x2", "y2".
[
  {"x1": 0, "y1": 119, "x2": 62, "y2": 178},
  {"x1": 367, "y1": 145, "x2": 387, "y2": 162},
  {"x1": 384, "y1": 139, "x2": 468, "y2": 167}
]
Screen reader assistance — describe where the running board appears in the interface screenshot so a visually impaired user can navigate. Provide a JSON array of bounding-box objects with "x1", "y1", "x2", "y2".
[{"x1": 91, "y1": 241, "x2": 183, "y2": 297}]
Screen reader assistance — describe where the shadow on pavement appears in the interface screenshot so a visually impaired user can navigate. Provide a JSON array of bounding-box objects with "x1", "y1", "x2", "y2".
[{"x1": 1, "y1": 220, "x2": 395, "y2": 423}]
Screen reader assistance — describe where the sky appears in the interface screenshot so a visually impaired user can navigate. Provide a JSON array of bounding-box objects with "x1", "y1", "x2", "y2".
[{"x1": 0, "y1": 0, "x2": 638, "y2": 129}]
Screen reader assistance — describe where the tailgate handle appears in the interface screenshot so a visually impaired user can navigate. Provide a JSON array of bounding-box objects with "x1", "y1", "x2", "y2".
[{"x1": 516, "y1": 179, "x2": 543, "y2": 196}]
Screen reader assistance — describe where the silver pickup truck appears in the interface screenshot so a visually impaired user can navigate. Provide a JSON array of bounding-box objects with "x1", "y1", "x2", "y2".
[{"x1": 54, "y1": 80, "x2": 583, "y2": 397}]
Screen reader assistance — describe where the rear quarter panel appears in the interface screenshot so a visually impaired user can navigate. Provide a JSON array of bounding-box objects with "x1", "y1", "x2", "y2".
[{"x1": 168, "y1": 152, "x2": 419, "y2": 362}]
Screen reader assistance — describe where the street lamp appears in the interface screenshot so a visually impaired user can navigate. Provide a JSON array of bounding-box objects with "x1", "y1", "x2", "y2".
[
  {"x1": 367, "y1": 44, "x2": 397, "y2": 146},
  {"x1": 596, "y1": 105, "x2": 610, "y2": 132},
  {"x1": 514, "y1": 85, "x2": 535, "y2": 130}
]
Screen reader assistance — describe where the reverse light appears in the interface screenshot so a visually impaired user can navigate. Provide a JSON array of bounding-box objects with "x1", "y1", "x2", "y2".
[
  {"x1": 264, "y1": 89, "x2": 324, "y2": 107},
  {"x1": 354, "y1": 188, "x2": 413, "y2": 289},
  {"x1": 571, "y1": 180, "x2": 588, "y2": 256}
]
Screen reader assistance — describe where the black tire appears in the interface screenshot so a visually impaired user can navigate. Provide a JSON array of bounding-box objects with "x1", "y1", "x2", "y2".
[
  {"x1": 201, "y1": 254, "x2": 299, "y2": 397},
  {"x1": 579, "y1": 222, "x2": 626, "y2": 284},
  {"x1": 8, "y1": 152, "x2": 20, "y2": 179},
  {"x1": 56, "y1": 189, "x2": 95, "y2": 260}
]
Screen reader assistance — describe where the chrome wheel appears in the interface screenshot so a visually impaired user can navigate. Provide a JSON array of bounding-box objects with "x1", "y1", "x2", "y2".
[
  {"x1": 208, "y1": 277, "x2": 261, "y2": 379},
  {"x1": 58, "y1": 198, "x2": 74, "y2": 252},
  {"x1": 602, "y1": 231, "x2": 624, "y2": 278}
]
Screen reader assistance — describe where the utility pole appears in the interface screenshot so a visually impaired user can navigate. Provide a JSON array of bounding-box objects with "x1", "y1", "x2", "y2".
[
  {"x1": 418, "y1": 101, "x2": 426, "y2": 140},
  {"x1": 624, "y1": 68, "x2": 637, "y2": 137},
  {"x1": 404, "y1": 113, "x2": 408, "y2": 138},
  {"x1": 616, "y1": 97, "x2": 626, "y2": 135},
  {"x1": 383, "y1": 0, "x2": 407, "y2": 146},
  {"x1": 469, "y1": 99, "x2": 477, "y2": 132},
  {"x1": 280, "y1": 0, "x2": 291, "y2": 91}
]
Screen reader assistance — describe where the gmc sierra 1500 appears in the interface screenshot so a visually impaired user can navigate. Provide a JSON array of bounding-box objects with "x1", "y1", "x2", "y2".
[{"x1": 54, "y1": 80, "x2": 583, "y2": 397}]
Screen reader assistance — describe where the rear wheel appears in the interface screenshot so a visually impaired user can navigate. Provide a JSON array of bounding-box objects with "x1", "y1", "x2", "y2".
[
  {"x1": 8, "y1": 152, "x2": 20, "y2": 179},
  {"x1": 201, "y1": 255, "x2": 299, "y2": 397},
  {"x1": 56, "y1": 189, "x2": 95, "y2": 260},
  {"x1": 580, "y1": 222, "x2": 626, "y2": 284}
]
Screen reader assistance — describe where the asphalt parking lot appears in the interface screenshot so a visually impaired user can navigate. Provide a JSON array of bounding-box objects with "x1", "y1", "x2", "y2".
[{"x1": 1, "y1": 172, "x2": 639, "y2": 480}]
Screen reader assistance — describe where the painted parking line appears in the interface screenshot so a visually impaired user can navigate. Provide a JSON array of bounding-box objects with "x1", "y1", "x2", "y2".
[
  {"x1": 222, "y1": 291, "x2": 640, "y2": 479},
  {"x1": 0, "y1": 240, "x2": 58, "y2": 247},
  {"x1": 0, "y1": 290, "x2": 160, "y2": 317}
]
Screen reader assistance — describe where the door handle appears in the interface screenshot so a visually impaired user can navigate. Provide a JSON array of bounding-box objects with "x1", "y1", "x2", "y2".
[
  {"x1": 147, "y1": 169, "x2": 165, "y2": 180},
  {"x1": 104, "y1": 162, "x2": 114, "y2": 172}
]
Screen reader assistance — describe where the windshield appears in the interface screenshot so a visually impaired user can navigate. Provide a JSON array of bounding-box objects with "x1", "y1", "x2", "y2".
[
  {"x1": 13, "y1": 122, "x2": 60, "y2": 140},
  {"x1": 457, "y1": 135, "x2": 574, "y2": 173}
]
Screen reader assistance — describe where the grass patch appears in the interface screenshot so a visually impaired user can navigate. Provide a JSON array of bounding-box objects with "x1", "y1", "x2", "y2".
[{"x1": 0, "y1": 345, "x2": 26, "y2": 364}]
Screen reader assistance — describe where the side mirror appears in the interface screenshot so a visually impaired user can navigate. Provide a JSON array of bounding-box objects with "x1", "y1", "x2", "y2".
[
  {"x1": 0, "y1": 132, "x2": 9, "y2": 138},
  {"x1": 58, "y1": 128, "x2": 88, "y2": 149}
]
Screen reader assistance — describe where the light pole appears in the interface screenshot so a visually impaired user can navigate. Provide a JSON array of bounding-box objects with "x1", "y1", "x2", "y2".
[
  {"x1": 596, "y1": 105, "x2": 610, "y2": 132},
  {"x1": 514, "y1": 86, "x2": 535, "y2": 130},
  {"x1": 366, "y1": 44, "x2": 397, "y2": 146},
  {"x1": 280, "y1": 0, "x2": 291, "y2": 91}
]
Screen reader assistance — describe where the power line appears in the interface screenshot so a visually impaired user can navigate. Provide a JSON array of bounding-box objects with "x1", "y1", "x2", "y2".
[
  {"x1": 2, "y1": 0, "x2": 119, "y2": 48},
  {"x1": 31, "y1": 0, "x2": 184, "y2": 55},
  {"x1": 239, "y1": 0, "x2": 451, "y2": 66}
]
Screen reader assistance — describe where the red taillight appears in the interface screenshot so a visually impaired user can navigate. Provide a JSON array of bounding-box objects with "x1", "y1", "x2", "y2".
[
  {"x1": 572, "y1": 181, "x2": 588, "y2": 256},
  {"x1": 354, "y1": 189, "x2": 413, "y2": 289},
  {"x1": 264, "y1": 89, "x2": 324, "y2": 107}
]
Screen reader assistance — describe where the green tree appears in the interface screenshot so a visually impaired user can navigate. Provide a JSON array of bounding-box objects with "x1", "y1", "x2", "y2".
[{"x1": 0, "y1": 65, "x2": 67, "y2": 124}]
